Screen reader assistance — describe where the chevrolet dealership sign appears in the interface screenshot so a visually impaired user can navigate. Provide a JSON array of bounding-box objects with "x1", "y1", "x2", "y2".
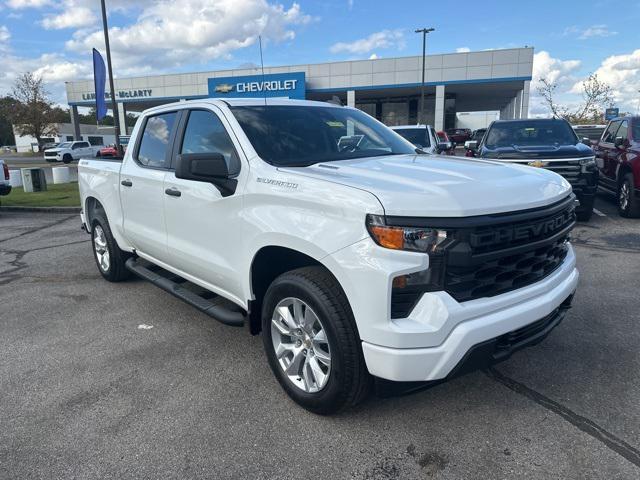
[{"x1": 208, "y1": 72, "x2": 305, "y2": 99}]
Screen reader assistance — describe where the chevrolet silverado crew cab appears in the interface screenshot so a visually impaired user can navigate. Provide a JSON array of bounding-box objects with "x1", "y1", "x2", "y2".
[
  {"x1": 465, "y1": 118, "x2": 598, "y2": 221},
  {"x1": 45, "y1": 140, "x2": 102, "y2": 163},
  {"x1": 593, "y1": 116, "x2": 640, "y2": 217},
  {"x1": 78, "y1": 99, "x2": 579, "y2": 414}
]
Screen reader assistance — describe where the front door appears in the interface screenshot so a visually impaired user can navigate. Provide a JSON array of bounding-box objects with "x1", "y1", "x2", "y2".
[
  {"x1": 596, "y1": 120, "x2": 622, "y2": 189},
  {"x1": 163, "y1": 107, "x2": 247, "y2": 303},
  {"x1": 120, "y1": 110, "x2": 179, "y2": 262}
]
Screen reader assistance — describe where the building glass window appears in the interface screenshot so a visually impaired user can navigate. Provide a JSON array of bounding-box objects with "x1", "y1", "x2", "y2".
[{"x1": 87, "y1": 136, "x2": 103, "y2": 146}]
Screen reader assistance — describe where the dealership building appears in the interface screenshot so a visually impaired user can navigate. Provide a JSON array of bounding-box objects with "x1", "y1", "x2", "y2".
[{"x1": 65, "y1": 47, "x2": 533, "y2": 136}]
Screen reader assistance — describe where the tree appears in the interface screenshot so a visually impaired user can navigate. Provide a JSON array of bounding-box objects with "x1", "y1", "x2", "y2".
[
  {"x1": 9, "y1": 72, "x2": 57, "y2": 145},
  {"x1": 537, "y1": 74, "x2": 614, "y2": 124},
  {"x1": 0, "y1": 96, "x2": 19, "y2": 146}
]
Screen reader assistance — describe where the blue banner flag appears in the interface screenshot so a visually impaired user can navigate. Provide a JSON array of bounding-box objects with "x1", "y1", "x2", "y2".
[{"x1": 92, "y1": 48, "x2": 107, "y2": 121}]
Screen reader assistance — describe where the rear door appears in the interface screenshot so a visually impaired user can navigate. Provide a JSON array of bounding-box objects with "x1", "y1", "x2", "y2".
[
  {"x1": 120, "y1": 110, "x2": 180, "y2": 261},
  {"x1": 163, "y1": 107, "x2": 247, "y2": 302}
]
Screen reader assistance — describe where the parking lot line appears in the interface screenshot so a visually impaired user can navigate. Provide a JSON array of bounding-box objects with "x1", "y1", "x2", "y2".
[{"x1": 593, "y1": 209, "x2": 606, "y2": 217}]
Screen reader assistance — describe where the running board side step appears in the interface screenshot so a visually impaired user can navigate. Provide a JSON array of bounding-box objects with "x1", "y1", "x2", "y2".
[{"x1": 125, "y1": 257, "x2": 245, "y2": 327}]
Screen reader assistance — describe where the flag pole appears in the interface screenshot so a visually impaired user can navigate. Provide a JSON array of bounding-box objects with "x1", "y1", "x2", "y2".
[{"x1": 100, "y1": 0, "x2": 122, "y2": 156}]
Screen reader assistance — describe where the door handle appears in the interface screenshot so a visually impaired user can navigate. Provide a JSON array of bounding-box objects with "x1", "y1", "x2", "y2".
[
  {"x1": 165, "y1": 187, "x2": 181, "y2": 197},
  {"x1": 121, "y1": 179, "x2": 133, "y2": 187}
]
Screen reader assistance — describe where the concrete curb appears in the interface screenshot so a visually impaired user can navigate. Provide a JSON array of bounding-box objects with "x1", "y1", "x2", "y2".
[{"x1": 0, "y1": 205, "x2": 81, "y2": 213}]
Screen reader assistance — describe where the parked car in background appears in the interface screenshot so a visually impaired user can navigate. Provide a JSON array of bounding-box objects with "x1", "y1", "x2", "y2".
[
  {"x1": 79, "y1": 99, "x2": 578, "y2": 414},
  {"x1": 0, "y1": 160, "x2": 12, "y2": 196},
  {"x1": 99, "y1": 135, "x2": 131, "y2": 157},
  {"x1": 593, "y1": 116, "x2": 640, "y2": 217},
  {"x1": 573, "y1": 124, "x2": 607, "y2": 145},
  {"x1": 445, "y1": 128, "x2": 471, "y2": 144},
  {"x1": 391, "y1": 125, "x2": 452, "y2": 154},
  {"x1": 44, "y1": 141, "x2": 102, "y2": 163},
  {"x1": 41, "y1": 142, "x2": 59, "y2": 151},
  {"x1": 465, "y1": 118, "x2": 598, "y2": 221},
  {"x1": 465, "y1": 129, "x2": 487, "y2": 157},
  {"x1": 436, "y1": 131, "x2": 455, "y2": 155}
]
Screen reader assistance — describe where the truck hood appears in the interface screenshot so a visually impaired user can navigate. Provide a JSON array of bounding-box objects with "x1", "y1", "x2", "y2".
[
  {"x1": 282, "y1": 154, "x2": 571, "y2": 217},
  {"x1": 480, "y1": 143, "x2": 594, "y2": 160}
]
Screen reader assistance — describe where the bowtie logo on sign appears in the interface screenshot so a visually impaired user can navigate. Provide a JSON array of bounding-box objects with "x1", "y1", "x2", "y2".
[
  {"x1": 208, "y1": 72, "x2": 305, "y2": 100},
  {"x1": 215, "y1": 84, "x2": 235, "y2": 94}
]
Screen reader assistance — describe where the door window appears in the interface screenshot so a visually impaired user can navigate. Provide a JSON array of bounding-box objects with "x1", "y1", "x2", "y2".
[
  {"x1": 137, "y1": 112, "x2": 178, "y2": 168},
  {"x1": 616, "y1": 121, "x2": 628, "y2": 141},
  {"x1": 601, "y1": 121, "x2": 621, "y2": 144},
  {"x1": 180, "y1": 110, "x2": 240, "y2": 174}
]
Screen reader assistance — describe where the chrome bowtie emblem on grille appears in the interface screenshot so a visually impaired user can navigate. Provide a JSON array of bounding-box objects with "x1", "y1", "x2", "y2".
[{"x1": 527, "y1": 160, "x2": 549, "y2": 168}]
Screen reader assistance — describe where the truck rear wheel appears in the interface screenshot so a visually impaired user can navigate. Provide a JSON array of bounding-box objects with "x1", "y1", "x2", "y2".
[
  {"x1": 618, "y1": 173, "x2": 640, "y2": 218},
  {"x1": 261, "y1": 266, "x2": 371, "y2": 414},
  {"x1": 91, "y1": 213, "x2": 131, "y2": 282}
]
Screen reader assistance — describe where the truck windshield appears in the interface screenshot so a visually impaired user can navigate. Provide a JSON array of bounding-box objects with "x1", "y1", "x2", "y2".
[
  {"x1": 485, "y1": 121, "x2": 578, "y2": 148},
  {"x1": 393, "y1": 128, "x2": 430, "y2": 148},
  {"x1": 58, "y1": 142, "x2": 72, "y2": 148},
  {"x1": 229, "y1": 105, "x2": 416, "y2": 166}
]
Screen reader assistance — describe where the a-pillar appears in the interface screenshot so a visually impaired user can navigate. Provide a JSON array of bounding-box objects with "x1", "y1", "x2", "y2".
[
  {"x1": 70, "y1": 105, "x2": 81, "y2": 140},
  {"x1": 434, "y1": 85, "x2": 445, "y2": 131}
]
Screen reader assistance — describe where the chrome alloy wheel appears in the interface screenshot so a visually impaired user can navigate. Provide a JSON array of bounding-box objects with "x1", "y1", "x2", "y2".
[
  {"x1": 620, "y1": 182, "x2": 630, "y2": 211},
  {"x1": 271, "y1": 297, "x2": 331, "y2": 393},
  {"x1": 93, "y1": 225, "x2": 110, "y2": 273}
]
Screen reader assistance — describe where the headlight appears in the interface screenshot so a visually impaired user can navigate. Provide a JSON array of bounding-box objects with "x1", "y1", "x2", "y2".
[
  {"x1": 365, "y1": 214, "x2": 448, "y2": 253},
  {"x1": 579, "y1": 156, "x2": 596, "y2": 166}
]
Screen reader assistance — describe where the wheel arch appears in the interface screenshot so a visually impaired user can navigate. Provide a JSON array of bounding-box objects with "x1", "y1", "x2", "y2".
[{"x1": 248, "y1": 245, "x2": 352, "y2": 336}]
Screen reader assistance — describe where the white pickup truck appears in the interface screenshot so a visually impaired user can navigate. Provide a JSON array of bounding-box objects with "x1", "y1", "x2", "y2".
[
  {"x1": 78, "y1": 99, "x2": 579, "y2": 414},
  {"x1": 44, "y1": 140, "x2": 102, "y2": 163}
]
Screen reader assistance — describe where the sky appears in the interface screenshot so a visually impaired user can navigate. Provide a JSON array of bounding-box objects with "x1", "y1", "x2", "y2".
[{"x1": 0, "y1": 0, "x2": 639, "y2": 116}]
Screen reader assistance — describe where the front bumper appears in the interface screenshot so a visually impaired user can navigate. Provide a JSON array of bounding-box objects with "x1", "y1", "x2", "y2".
[{"x1": 0, "y1": 184, "x2": 12, "y2": 196}]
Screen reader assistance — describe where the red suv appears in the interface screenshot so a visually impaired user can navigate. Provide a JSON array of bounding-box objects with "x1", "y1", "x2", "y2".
[
  {"x1": 445, "y1": 128, "x2": 471, "y2": 144},
  {"x1": 593, "y1": 116, "x2": 640, "y2": 217}
]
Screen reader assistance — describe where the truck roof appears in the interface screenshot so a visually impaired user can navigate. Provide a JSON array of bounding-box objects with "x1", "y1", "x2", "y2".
[{"x1": 144, "y1": 97, "x2": 338, "y2": 115}]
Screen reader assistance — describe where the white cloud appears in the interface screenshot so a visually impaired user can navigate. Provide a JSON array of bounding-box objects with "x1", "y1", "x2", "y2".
[
  {"x1": 330, "y1": 29, "x2": 404, "y2": 55},
  {"x1": 41, "y1": 7, "x2": 97, "y2": 29},
  {"x1": 369, "y1": 53, "x2": 378, "y2": 60},
  {"x1": 456, "y1": 47, "x2": 471, "y2": 53},
  {"x1": 6, "y1": 0, "x2": 50, "y2": 8},
  {"x1": 65, "y1": 0, "x2": 312, "y2": 70},
  {"x1": 581, "y1": 49, "x2": 640, "y2": 111},
  {"x1": 529, "y1": 51, "x2": 582, "y2": 117},
  {"x1": 579, "y1": 24, "x2": 618, "y2": 40},
  {"x1": 0, "y1": 25, "x2": 10, "y2": 43},
  {"x1": 347, "y1": 0, "x2": 354, "y2": 9}
]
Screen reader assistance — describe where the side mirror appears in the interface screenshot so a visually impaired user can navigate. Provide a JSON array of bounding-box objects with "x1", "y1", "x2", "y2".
[
  {"x1": 465, "y1": 140, "x2": 478, "y2": 151},
  {"x1": 437, "y1": 142, "x2": 451, "y2": 153},
  {"x1": 175, "y1": 152, "x2": 237, "y2": 196},
  {"x1": 614, "y1": 136, "x2": 625, "y2": 148}
]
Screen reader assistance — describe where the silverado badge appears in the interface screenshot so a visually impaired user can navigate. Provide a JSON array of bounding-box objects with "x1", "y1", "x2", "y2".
[
  {"x1": 215, "y1": 84, "x2": 235, "y2": 93},
  {"x1": 527, "y1": 160, "x2": 549, "y2": 168}
]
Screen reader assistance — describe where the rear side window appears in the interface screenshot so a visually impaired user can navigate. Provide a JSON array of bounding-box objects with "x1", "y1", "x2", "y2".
[
  {"x1": 180, "y1": 110, "x2": 240, "y2": 174},
  {"x1": 137, "y1": 112, "x2": 177, "y2": 168},
  {"x1": 601, "y1": 121, "x2": 621, "y2": 143},
  {"x1": 393, "y1": 128, "x2": 429, "y2": 148}
]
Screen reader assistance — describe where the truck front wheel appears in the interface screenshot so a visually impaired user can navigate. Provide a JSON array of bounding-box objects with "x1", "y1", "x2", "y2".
[
  {"x1": 261, "y1": 266, "x2": 371, "y2": 414},
  {"x1": 91, "y1": 213, "x2": 131, "y2": 282},
  {"x1": 618, "y1": 173, "x2": 640, "y2": 218},
  {"x1": 62, "y1": 154, "x2": 72, "y2": 164}
]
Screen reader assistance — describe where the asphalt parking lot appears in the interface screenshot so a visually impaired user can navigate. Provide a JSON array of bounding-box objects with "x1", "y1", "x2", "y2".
[{"x1": 1, "y1": 195, "x2": 639, "y2": 479}]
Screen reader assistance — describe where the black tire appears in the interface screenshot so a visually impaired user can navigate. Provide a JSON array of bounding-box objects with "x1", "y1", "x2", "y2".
[
  {"x1": 261, "y1": 266, "x2": 371, "y2": 414},
  {"x1": 618, "y1": 173, "x2": 640, "y2": 218},
  {"x1": 62, "y1": 154, "x2": 72, "y2": 164},
  {"x1": 90, "y1": 211, "x2": 131, "y2": 282},
  {"x1": 575, "y1": 196, "x2": 594, "y2": 222}
]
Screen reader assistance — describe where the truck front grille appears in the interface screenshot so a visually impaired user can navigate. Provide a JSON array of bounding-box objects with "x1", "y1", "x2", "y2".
[
  {"x1": 388, "y1": 195, "x2": 575, "y2": 318},
  {"x1": 542, "y1": 160, "x2": 581, "y2": 184}
]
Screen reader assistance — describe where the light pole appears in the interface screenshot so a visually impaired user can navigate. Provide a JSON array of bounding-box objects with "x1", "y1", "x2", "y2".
[
  {"x1": 100, "y1": 0, "x2": 122, "y2": 156},
  {"x1": 415, "y1": 27, "x2": 435, "y2": 125}
]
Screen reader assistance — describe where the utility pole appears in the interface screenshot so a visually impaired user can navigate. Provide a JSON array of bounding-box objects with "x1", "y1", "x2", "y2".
[
  {"x1": 415, "y1": 27, "x2": 435, "y2": 125},
  {"x1": 100, "y1": 0, "x2": 122, "y2": 156}
]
